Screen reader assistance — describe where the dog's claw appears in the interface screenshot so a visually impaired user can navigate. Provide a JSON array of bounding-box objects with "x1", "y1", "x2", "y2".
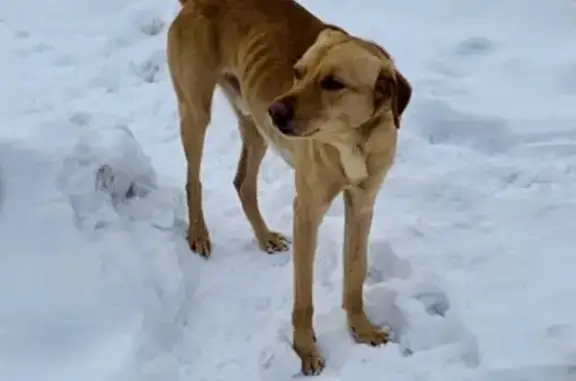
[
  {"x1": 301, "y1": 353, "x2": 325, "y2": 376},
  {"x1": 348, "y1": 314, "x2": 389, "y2": 347},
  {"x1": 294, "y1": 329, "x2": 324, "y2": 376},
  {"x1": 187, "y1": 234, "x2": 212, "y2": 258},
  {"x1": 351, "y1": 329, "x2": 388, "y2": 346},
  {"x1": 350, "y1": 326, "x2": 388, "y2": 346},
  {"x1": 259, "y1": 231, "x2": 290, "y2": 253}
]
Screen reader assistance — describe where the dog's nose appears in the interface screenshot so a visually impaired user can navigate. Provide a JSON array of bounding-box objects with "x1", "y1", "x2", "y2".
[{"x1": 268, "y1": 98, "x2": 294, "y2": 134}]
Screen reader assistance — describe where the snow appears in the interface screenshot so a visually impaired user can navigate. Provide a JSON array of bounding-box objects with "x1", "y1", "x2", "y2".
[{"x1": 1, "y1": 0, "x2": 575, "y2": 380}]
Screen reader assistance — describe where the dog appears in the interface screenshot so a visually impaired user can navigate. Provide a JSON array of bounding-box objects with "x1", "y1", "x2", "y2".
[{"x1": 166, "y1": 0, "x2": 412, "y2": 375}]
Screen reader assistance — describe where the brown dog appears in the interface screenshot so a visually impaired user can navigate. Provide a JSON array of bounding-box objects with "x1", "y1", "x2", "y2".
[{"x1": 166, "y1": 0, "x2": 412, "y2": 375}]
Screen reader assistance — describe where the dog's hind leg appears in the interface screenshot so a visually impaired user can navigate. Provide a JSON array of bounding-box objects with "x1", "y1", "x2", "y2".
[
  {"x1": 219, "y1": 77, "x2": 289, "y2": 253},
  {"x1": 234, "y1": 115, "x2": 291, "y2": 253},
  {"x1": 167, "y1": 14, "x2": 218, "y2": 258}
]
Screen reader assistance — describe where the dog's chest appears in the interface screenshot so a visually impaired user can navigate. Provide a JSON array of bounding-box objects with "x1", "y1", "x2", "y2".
[
  {"x1": 254, "y1": 116, "x2": 295, "y2": 167},
  {"x1": 258, "y1": 136, "x2": 292, "y2": 166},
  {"x1": 271, "y1": 146, "x2": 294, "y2": 166}
]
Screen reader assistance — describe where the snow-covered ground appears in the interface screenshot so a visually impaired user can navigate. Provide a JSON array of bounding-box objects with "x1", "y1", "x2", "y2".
[{"x1": 1, "y1": 0, "x2": 576, "y2": 380}]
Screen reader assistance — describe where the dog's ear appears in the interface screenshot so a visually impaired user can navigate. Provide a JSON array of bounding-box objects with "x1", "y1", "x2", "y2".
[
  {"x1": 374, "y1": 69, "x2": 412, "y2": 129},
  {"x1": 373, "y1": 70, "x2": 395, "y2": 123},
  {"x1": 393, "y1": 70, "x2": 412, "y2": 129}
]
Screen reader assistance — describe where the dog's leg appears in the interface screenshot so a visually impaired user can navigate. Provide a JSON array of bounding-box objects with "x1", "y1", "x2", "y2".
[
  {"x1": 167, "y1": 17, "x2": 217, "y2": 258},
  {"x1": 180, "y1": 97, "x2": 214, "y2": 258},
  {"x1": 342, "y1": 188, "x2": 388, "y2": 346},
  {"x1": 292, "y1": 194, "x2": 324, "y2": 375},
  {"x1": 233, "y1": 115, "x2": 290, "y2": 253},
  {"x1": 218, "y1": 77, "x2": 290, "y2": 254},
  {"x1": 291, "y1": 179, "x2": 339, "y2": 376}
]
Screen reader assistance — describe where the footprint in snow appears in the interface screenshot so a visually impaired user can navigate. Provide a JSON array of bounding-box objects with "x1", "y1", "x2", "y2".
[
  {"x1": 131, "y1": 8, "x2": 165, "y2": 36},
  {"x1": 453, "y1": 36, "x2": 497, "y2": 57},
  {"x1": 366, "y1": 241, "x2": 412, "y2": 285},
  {"x1": 131, "y1": 50, "x2": 165, "y2": 83}
]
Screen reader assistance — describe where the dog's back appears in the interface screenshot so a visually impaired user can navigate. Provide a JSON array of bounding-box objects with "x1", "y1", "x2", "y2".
[{"x1": 176, "y1": 0, "x2": 328, "y2": 104}]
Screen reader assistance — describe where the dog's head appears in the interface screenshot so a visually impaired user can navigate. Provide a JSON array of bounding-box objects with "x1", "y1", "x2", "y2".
[{"x1": 268, "y1": 28, "x2": 411, "y2": 142}]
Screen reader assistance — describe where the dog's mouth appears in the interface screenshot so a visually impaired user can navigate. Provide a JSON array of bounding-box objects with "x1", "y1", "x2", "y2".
[
  {"x1": 278, "y1": 123, "x2": 319, "y2": 139},
  {"x1": 279, "y1": 128, "x2": 297, "y2": 137},
  {"x1": 276, "y1": 119, "x2": 320, "y2": 139},
  {"x1": 301, "y1": 128, "x2": 320, "y2": 137}
]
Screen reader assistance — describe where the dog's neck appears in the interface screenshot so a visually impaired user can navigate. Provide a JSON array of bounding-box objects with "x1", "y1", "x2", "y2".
[
  {"x1": 331, "y1": 142, "x2": 368, "y2": 185},
  {"x1": 330, "y1": 115, "x2": 391, "y2": 186}
]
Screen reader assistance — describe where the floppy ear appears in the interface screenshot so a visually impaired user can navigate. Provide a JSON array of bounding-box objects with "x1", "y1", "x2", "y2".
[
  {"x1": 393, "y1": 70, "x2": 412, "y2": 129},
  {"x1": 374, "y1": 69, "x2": 412, "y2": 129},
  {"x1": 373, "y1": 71, "x2": 395, "y2": 123}
]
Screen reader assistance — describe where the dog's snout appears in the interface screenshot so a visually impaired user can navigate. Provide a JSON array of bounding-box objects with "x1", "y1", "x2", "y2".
[{"x1": 268, "y1": 98, "x2": 295, "y2": 134}]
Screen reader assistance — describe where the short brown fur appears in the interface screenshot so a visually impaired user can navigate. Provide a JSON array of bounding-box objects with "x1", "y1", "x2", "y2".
[{"x1": 166, "y1": 0, "x2": 412, "y2": 375}]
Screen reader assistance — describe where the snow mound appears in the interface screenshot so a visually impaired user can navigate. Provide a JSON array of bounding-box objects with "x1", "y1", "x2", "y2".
[{"x1": 0, "y1": 126, "x2": 202, "y2": 381}]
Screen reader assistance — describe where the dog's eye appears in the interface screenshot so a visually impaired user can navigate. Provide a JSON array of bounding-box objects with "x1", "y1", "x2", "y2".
[{"x1": 320, "y1": 75, "x2": 345, "y2": 91}]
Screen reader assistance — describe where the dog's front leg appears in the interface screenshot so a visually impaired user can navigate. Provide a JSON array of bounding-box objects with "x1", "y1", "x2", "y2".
[
  {"x1": 291, "y1": 180, "x2": 336, "y2": 376},
  {"x1": 342, "y1": 188, "x2": 388, "y2": 346}
]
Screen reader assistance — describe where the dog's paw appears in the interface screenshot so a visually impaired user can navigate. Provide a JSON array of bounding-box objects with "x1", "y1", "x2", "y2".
[
  {"x1": 293, "y1": 330, "x2": 325, "y2": 376},
  {"x1": 300, "y1": 351, "x2": 325, "y2": 376},
  {"x1": 187, "y1": 231, "x2": 212, "y2": 258},
  {"x1": 258, "y1": 231, "x2": 290, "y2": 254},
  {"x1": 348, "y1": 312, "x2": 389, "y2": 347}
]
